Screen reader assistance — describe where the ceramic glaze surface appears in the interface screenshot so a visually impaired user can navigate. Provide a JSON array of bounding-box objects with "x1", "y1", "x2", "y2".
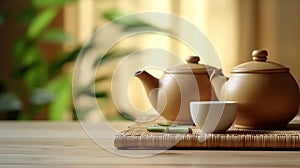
[
  {"x1": 136, "y1": 56, "x2": 219, "y2": 124},
  {"x1": 190, "y1": 101, "x2": 237, "y2": 133},
  {"x1": 212, "y1": 50, "x2": 300, "y2": 128},
  {"x1": 137, "y1": 50, "x2": 300, "y2": 127}
]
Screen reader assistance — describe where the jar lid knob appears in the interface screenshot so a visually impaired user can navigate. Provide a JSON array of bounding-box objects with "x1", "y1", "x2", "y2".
[
  {"x1": 252, "y1": 49, "x2": 268, "y2": 62},
  {"x1": 186, "y1": 56, "x2": 200, "y2": 64}
]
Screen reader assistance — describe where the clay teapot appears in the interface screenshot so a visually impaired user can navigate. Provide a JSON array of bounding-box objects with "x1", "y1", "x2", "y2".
[
  {"x1": 211, "y1": 49, "x2": 300, "y2": 129},
  {"x1": 135, "y1": 56, "x2": 220, "y2": 124}
]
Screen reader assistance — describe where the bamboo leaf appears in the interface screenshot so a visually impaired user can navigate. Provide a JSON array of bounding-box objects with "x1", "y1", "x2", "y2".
[
  {"x1": 13, "y1": 37, "x2": 32, "y2": 60},
  {"x1": 119, "y1": 111, "x2": 135, "y2": 121},
  {"x1": 24, "y1": 64, "x2": 48, "y2": 87},
  {"x1": 102, "y1": 9, "x2": 125, "y2": 21},
  {"x1": 13, "y1": 61, "x2": 39, "y2": 77},
  {"x1": 102, "y1": 9, "x2": 164, "y2": 32},
  {"x1": 18, "y1": 6, "x2": 37, "y2": 24},
  {"x1": 47, "y1": 75, "x2": 72, "y2": 120},
  {"x1": 80, "y1": 90, "x2": 108, "y2": 98},
  {"x1": 40, "y1": 29, "x2": 74, "y2": 43},
  {"x1": 27, "y1": 7, "x2": 58, "y2": 39},
  {"x1": 21, "y1": 45, "x2": 41, "y2": 66},
  {"x1": 32, "y1": 0, "x2": 77, "y2": 7},
  {"x1": 49, "y1": 46, "x2": 82, "y2": 77},
  {"x1": 94, "y1": 92, "x2": 109, "y2": 98},
  {"x1": 13, "y1": 45, "x2": 43, "y2": 77},
  {"x1": 93, "y1": 49, "x2": 134, "y2": 68}
]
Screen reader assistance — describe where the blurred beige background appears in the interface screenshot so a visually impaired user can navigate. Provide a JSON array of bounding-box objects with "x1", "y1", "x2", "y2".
[
  {"x1": 65, "y1": 0, "x2": 300, "y2": 76},
  {"x1": 63, "y1": 0, "x2": 300, "y2": 119},
  {"x1": 1, "y1": 0, "x2": 299, "y2": 120}
]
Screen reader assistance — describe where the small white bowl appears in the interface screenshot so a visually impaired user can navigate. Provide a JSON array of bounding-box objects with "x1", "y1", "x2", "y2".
[{"x1": 190, "y1": 101, "x2": 237, "y2": 133}]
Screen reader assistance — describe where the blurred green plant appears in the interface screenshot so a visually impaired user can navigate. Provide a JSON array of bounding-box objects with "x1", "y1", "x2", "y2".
[
  {"x1": 0, "y1": 0, "x2": 79, "y2": 120},
  {"x1": 0, "y1": 2, "x2": 163, "y2": 120}
]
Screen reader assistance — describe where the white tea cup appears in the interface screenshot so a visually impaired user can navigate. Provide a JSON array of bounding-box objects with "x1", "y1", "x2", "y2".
[{"x1": 190, "y1": 101, "x2": 237, "y2": 133}]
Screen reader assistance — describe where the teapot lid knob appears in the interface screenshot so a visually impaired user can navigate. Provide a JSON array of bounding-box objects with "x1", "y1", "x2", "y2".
[
  {"x1": 252, "y1": 49, "x2": 268, "y2": 62},
  {"x1": 186, "y1": 56, "x2": 200, "y2": 64}
]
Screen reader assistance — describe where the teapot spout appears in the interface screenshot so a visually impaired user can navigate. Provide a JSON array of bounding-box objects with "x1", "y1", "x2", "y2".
[
  {"x1": 135, "y1": 70, "x2": 159, "y2": 107},
  {"x1": 210, "y1": 70, "x2": 228, "y2": 101}
]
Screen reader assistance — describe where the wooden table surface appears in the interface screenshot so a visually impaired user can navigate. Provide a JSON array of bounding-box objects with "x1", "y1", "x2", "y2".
[{"x1": 1, "y1": 121, "x2": 300, "y2": 168}]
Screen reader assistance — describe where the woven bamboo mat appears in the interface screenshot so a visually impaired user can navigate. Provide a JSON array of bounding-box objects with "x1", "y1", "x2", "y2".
[{"x1": 114, "y1": 116, "x2": 300, "y2": 149}]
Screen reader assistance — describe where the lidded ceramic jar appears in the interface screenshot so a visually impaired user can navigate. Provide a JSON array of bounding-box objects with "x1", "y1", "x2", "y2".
[{"x1": 224, "y1": 50, "x2": 300, "y2": 128}]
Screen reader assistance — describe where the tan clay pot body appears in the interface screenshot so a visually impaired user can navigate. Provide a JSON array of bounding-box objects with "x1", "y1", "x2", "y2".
[
  {"x1": 135, "y1": 56, "x2": 219, "y2": 124},
  {"x1": 221, "y1": 50, "x2": 300, "y2": 128}
]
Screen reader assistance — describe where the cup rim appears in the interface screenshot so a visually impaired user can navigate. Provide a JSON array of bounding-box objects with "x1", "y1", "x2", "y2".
[{"x1": 190, "y1": 101, "x2": 237, "y2": 105}]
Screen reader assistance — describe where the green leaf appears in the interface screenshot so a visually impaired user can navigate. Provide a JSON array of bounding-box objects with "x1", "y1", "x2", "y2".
[
  {"x1": 49, "y1": 46, "x2": 81, "y2": 77},
  {"x1": 103, "y1": 9, "x2": 164, "y2": 32},
  {"x1": 119, "y1": 111, "x2": 135, "y2": 121},
  {"x1": 94, "y1": 92, "x2": 108, "y2": 98},
  {"x1": 76, "y1": 76, "x2": 110, "y2": 96},
  {"x1": 102, "y1": 9, "x2": 126, "y2": 21},
  {"x1": 24, "y1": 63, "x2": 48, "y2": 87},
  {"x1": 21, "y1": 45, "x2": 41, "y2": 66},
  {"x1": 13, "y1": 44, "x2": 47, "y2": 87},
  {"x1": 47, "y1": 75, "x2": 72, "y2": 120},
  {"x1": 79, "y1": 89, "x2": 108, "y2": 98},
  {"x1": 18, "y1": 6, "x2": 38, "y2": 24},
  {"x1": 93, "y1": 49, "x2": 134, "y2": 68},
  {"x1": 13, "y1": 45, "x2": 42, "y2": 77},
  {"x1": 27, "y1": 7, "x2": 58, "y2": 39},
  {"x1": 40, "y1": 29, "x2": 74, "y2": 43},
  {"x1": 13, "y1": 61, "x2": 39, "y2": 77},
  {"x1": 13, "y1": 37, "x2": 31, "y2": 60},
  {"x1": 32, "y1": 0, "x2": 77, "y2": 7}
]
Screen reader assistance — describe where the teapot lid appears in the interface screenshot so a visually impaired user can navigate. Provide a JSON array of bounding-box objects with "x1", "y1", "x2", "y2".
[
  {"x1": 167, "y1": 56, "x2": 218, "y2": 74},
  {"x1": 231, "y1": 50, "x2": 290, "y2": 73}
]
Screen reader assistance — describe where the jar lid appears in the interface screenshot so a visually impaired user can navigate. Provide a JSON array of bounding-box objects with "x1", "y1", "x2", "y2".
[
  {"x1": 231, "y1": 50, "x2": 290, "y2": 73},
  {"x1": 167, "y1": 56, "x2": 218, "y2": 74}
]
